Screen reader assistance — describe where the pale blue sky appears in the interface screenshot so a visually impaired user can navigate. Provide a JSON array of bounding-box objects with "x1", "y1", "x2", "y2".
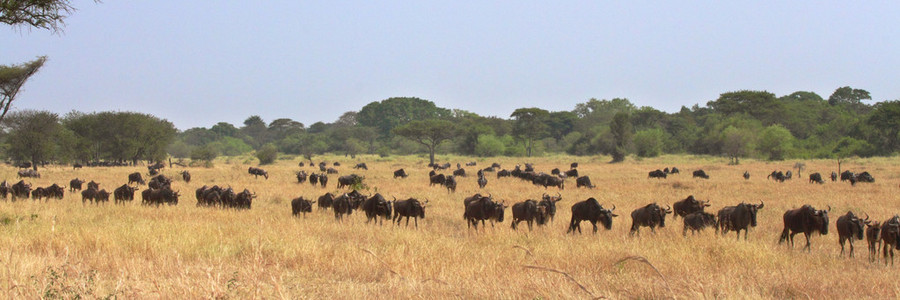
[{"x1": 3, "y1": 1, "x2": 899, "y2": 129}]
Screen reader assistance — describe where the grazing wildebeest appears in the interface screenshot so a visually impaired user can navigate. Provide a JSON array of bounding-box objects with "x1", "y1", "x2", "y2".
[
  {"x1": 867, "y1": 221, "x2": 882, "y2": 262},
  {"x1": 510, "y1": 200, "x2": 549, "y2": 231},
  {"x1": 630, "y1": 203, "x2": 672, "y2": 235},
  {"x1": 337, "y1": 174, "x2": 363, "y2": 189},
  {"x1": 296, "y1": 171, "x2": 308, "y2": 183},
  {"x1": 248, "y1": 167, "x2": 269, "y2": 179},
  {"x1": 543, "y1": 176, "x2": 564, "y2": 190},
  {"x1": 87, "y1": 180, "x2": 100, "y2": 191},
  {"x1": 317, "y1": 192, "x2": 334, "y2": 210},
  {"x1": 648, "y1": 169, "x2": 667, "y2": 179},
  {"x1": 10, "y1": 180, "x2": 31, "y2": 201},
  {"x1": 128, "y1": 172, "x2": 145, "y2": 185},
  {"x1": 142, "y1": 188, "x2": 180, "y2": 206},
  {"x1": 81, "y1": 187, "x2": 97, "y2": 204},
  {"x1": 567, "y1": 198, "x2": 617, "y2": 234},
  {"x1": 17, "y1": 169, "x2": 40, "y2": 178},
  {"x1": 716, "y1": 202, "x2": 764, "y2": 240},
  {"x1": 491, "y1": 162, "x2": 501, "y2": 169},
  {"x1": 564, "y1": 169, "x2": 578, "y2": 178},
  {"x1": 181, "y1": 171, "x2": 191, "y2": 183},
  {"x1": 672, "y1": 195, "x2": 710, "y2": 219},
  {"x1": 393, "y1": 168, "x2": 408, "y2": 178},
  {"x1": 477, "y1": 175, "x2": 487, "y2": 189},
  {"x1": 743, "y1": 171, "x2": 750, "y2": 180},
  {"x1": 319, "y1": 174, "x2": 328, "y2": 187},
  {"x1": 73, "y1": 163, "x2": 83, "y2": 169},
  {"x1": 692, "y1": 170, "x2": 709, "y2": 179},
  {"x1": 453, "y1": 168, "x2": 466, "y2": 177},
  {"x1": 831, "y1": 171, "x2": 838, "y2": 182},
  {"x1": 779, "y1": 205, "x2": 830, "y2": 251},
  {"x1": 361, "y1": 193, "x2": 392, "y2": 225},
  {"x1": 836, "y1": 211, "x2": 870, "y2": 257},
  {"x1": 881, "y1": 216, "x2": 900, "y2": 265},
  {"x1": 683, "y1": 211, "x2": 717, "y2": 236},
  {"x1": 539, "y1": 193, "x2": 562, "y2": 223},
  {"x1": 575, "y1": 176, "x2": 595, "y2": 188},
  {"x1": 393, "y1": 197, "x2": 426, "y2": 228},
  {"x1": 148, "y1": 175, "x2": 171, "y2": 190},
  {"x1": 768, "y1": 171, "x2": 784, "y2": 181},
  {"x1": 444, "y1": 175, "x2": 457, "y2": 193},
  {"x1": 809, "y1": 173, "x2": 824, "y2": 184},
  {"x1": 334, "y1": 162, "x2": 341, "y2": 167},
  {"x1": 291, "y1": 197, "x2": 316, "y2": 217},
  {"x1": 326, "y1": 167, "x2": 339, "y2": 174},
  {"x1": 464, "y1": 196, "x2": 506, "y2": 230},
  {"x1": 670, "y1": 167, "x2": 680, "y2": 174},
  {"x1": 856, "y1": 171, "x2": 875, "y2": 183},
  {"x1": 68, "y1": 179, "x2": 86, "y2": 194},
  {"x1": 45, "y1": 184, "x2": 64, "y2": 199},
  {"x1": 496, "y1": 169, "x2": 511, "y2": 178},
  {"x1": 840, "y1": 170, "x2": 854, "y2": 182},
  {"x1": 114, "y1": 184, "x2": 137, "y2": 204},
  {"x1": 31, "y1": 187, "x2": 46, "y2": 201},
  {"x1": 429, "y1": 173, "x2": 446, "y2": 186},
  {"x1": 309, "y1": 173, "x2": 319, "y2": 186},
  {"x1": 466, "y1": 162, "x2": 477, "y2": 167}
]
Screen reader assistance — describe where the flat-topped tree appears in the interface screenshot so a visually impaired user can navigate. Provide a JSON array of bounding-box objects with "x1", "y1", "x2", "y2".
[
  {"x1": 393, "y1": 119, "x2": 456, "y2": 166},
  {"x1": 0, "y1": 56, "x2": 46, "y2": 124}
]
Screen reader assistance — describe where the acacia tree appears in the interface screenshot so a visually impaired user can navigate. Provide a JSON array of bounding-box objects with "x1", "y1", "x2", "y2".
[
  {"x1": 510, "y1": 108, "x2": 549, "y2": 157},
  {"x1": 393, "y1": 119, "x2": 456, "y2": 166},
  {"x1": 0, "y1": 57, "x2": 46, "y2": 123},
  {"x1": 609, "y1": 112, "x2": 632, "y2": 162},
  {"x1": 3, "y1": 110, "x2": 61, "y2": 169}
]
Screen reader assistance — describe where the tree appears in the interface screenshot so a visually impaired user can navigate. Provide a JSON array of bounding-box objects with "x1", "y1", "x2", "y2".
[
  {"x1": 190, "y1": 144, "x2": 218, "y2": 166},
  {"x1": 633, "y1": 128, "x2": 664, "y2": 158},
  {"x1": 510, "y1": 108, "x2": 549, "y2": 157},
  {"x1": 721, "y1": 126, "x2": 755, "y2": 165},
  {"x1": 545, "y1": 111, "x2": 577, "y2": 142},
  {"x1": 256, "y1": 143, "x2": 278, "y2": 165},
  {"x1": 474, "y1": 134, "x2": 505, "y2": 157},
  {"x1": 831, "y1": 137, "x2": 874, "y2": 175},
  {"x1": 867, "y1": 100, "x2": 900, "y2": 154},
  {"x1": 210, "y1": 122, "x2": 239, "y2": 138},
  {"x1": 1, "y1": 0, "x2": 96, "y2": 33},
  {"x1": 2, "y1": 110, "x2": 60, "y2": 169},
  {"x1": 828, "y1": 86, "x2": 871, "y2": 106},
  {"x1": 609, "y1": 112, "x2": 632, "y2": 162},
  {"x1": 357, "y1": 97, "x2": 451, "y2": 137},
  {"x1": 241, "y1": 115, "x2": 268, "y2": 148},
  {"x1": 707, "y1": 90, "x2": 784, "y2": 125},
  {"x1": 0, "y1": 56, "x2": 46, "y2": 124},
  {"x1": 757, "y1": 125, "x2": 794, "y2": 160},
  {"x1": 392, "y1": 119, "x2": 456, "y2": 166}
]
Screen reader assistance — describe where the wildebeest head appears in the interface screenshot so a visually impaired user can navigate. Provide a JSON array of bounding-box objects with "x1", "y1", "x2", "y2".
[
  {"x1": 540, "y1": 192, "x2": 562, "y2": 219},
  {"x1": 813, "y1": 205, "x2": 831, "y2": 235},
  {"x1": 599, "y1": 204, "x2": 617, "y2": 230},
  {"x1": 842, "y1": 212, "x2": 870, "y2": 240},
  {"x1": 740, "y1": 201, "x2": 764, "y2": 227}
]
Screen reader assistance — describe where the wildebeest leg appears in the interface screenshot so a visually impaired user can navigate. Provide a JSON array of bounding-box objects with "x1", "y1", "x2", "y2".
[
  {"x1": 849, "y1": 239, "x2": 854, "y2": 257},
  {"x1": 591, "y1": 221, "x2": 598, "y2": 234},
  {"x1": 511, "y1": 220, "x2": 518, "y2": 230},
  {"x1": 414, "y1": 217, "x2": 418, "y2": 229},
  {"x1": 839, "y1": 237, "x2": 846, "y2": 256},
  {"x1": 804, "y1": 232, "x2": 812, "y2": 251},
  {"x1": 527, "y1": 220, "x2": 533, "y2": 231},
  {"x1": 744, "y1": 229, "x2": 749, "y2": 240}
]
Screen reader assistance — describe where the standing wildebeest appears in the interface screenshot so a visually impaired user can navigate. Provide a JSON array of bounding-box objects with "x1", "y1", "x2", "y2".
[
  {"x1": 510, "y1": 200, "x2": 549, "y2": 231},
  {"x1": 779, "y1": 205, "x2": 830, "y2": 251},
  {"x1": 148, "y1": 175, "x2": 171, "y2": 190},
  {"x1": 564, "y1": 169, "x2": 578, "y2": 178},
  {"x1": 45, "y1": 184, "x2": 65, "y2": 200},
  {"x1": 539, "y1": 193, "x2": 562, "y2": 223},
  {"x1": 234, "y1": 189, "x2": 255, "y2": 209},
  {"x1": 683, "y1": 211, "x2": 717, "y2": 236},
  {"x1": 296, "y1": 171, "x2": 308, "y2": 183},
  {"x1": 81, "y1": 187, "x2": 97, "y2": 204},
  {"x1": 867, "y1": 221, "x2": 882, "y2": 262},
  {"x1": 70, "y1": 178, "x2": 85, "y2": 192},
  {"x1": 181, "y1": 171, "x2": 191, "y2": 183},
  {"x1": 630, "y1": 203, "x2": 672, "y2": 235},
  {"x1": 429, "y1": 172, "x2": 446, "y2": 186},
  {"x1": 291, "y1": 196, "x2": 316, "y2": 217},
  {"x1": 831, "y1": 171, "x2": 838, "y2": 182},
  {"x1": 248, "y1": 167, "x2": 269, "y2": 179},
  {"x1": 692, "y1": 170, "x2": 709, "y2": 179},
  {"x1": 840, "y1": 170, "x2": 855, "y2": 182},
  {"x1": 31, "y1": 187, "x2": 46, "y2": 201},
  {"x1": 496, "y1": 169, "x2": 511, "y2": 178},
  {"x1": 87, "y1": 180, "x2": 100, "y2": 191},
  {"x1": 551, "y1": 168, "x2": 561, "y2": 175},
  {"x1": 319, "y1": 174, "x2": 328, "y2": 187},
  {"x1": 768, "y1": 171, "x2": 786, "y2": 182},
  {"x1": 464, "y1": 196, "x2": 507, "y2": 230},
  {"x1": 326, "y1": 167, "x2": 339, "y2": 174},
  {"x1": 337, "y1": 174, "x2": 363, "y2": 189},
  {"x1": 443, "y1": 175, "x2": 457, "y2": 193},
  {"x1": 836, "y1": 211, "x2": 870, "y2": 257},
  {"x1": 453, "y1": 168, "x2": 466, "y2": 177},
  {"x1": 354, "y1": 163, "x2": 368, "y2": 170},
  {"x1": 670, "y1": 167, "x2": 680, "y2": 174},
  {"x1": 648, "y1": 170, "x2": 667, "y2": 179},
  {"x1": 567, "y1": 198, "x2": 617, "y2": 234},
  {"x1": 361, "y1": 193, "x2": 392, "y2": 225},
  {"x1": 575, "y1": 176, "x2": 595, "y2": 189},
  {"x1": 477, "y1": 175, "x2": 487, "y2": 189},
  {"x1": 317, "y1": 192, "x2": 334, "y2": 210},
  {"x1": 856, "y1": 171, "x2": 875, "y2": 183},
  {"x1": 672, "y1": 195, "x2": 710, "y2": 219},
  {"x1": 11, "y1": 180, "x2": 31, "y2": 201},
  {"x1": 0, "y1": 180, "x2": 9, "y2": 198},
  {"x1": 393, "y1": 197, "x2": 426, "y2": 228},
  {"x1": 570, "y1": 162, "x2": 578, "y2": 169},
  {"x1": 128, "y1": 172, "x2": 145, "y2": 185},
  {"x1": 95, "y1": 189, "x2": 110, "y2": 203},
  {"x1": 332, "y1": 193, "x2": 356, "y2": 221},
  {"x1": 881, "y1": 216, "x2": 900, "y2": 265},
  {"x1": 114, "y1": 184, "x2": 138, "y2": 204},
  {"x1": 716, "y1": 202, "x2": 764, "y2": 240},
  {"x1": 743, "y1": 171, "x2": 750, "y2": 180},
  {"x1": 73, "y1": 163, "x2": 83, "y2": 169},
  {"x1": 809, "y1": 173, "x2": 824, "y2": 184},
  {"x1": 393, "y1": 168, "x2": 408, "y2": 178},
  {"x1": 142, "y1": 188, "x2": 180, "y2": 206},
  {"x1": 17, "y1": 169, "x2": 40, "y2": 178},
  {"x1": 309, "y1": 173, "x2": 319, "y2": 186}
]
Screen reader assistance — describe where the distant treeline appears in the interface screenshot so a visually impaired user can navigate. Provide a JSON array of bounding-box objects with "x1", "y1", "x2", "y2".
[{"x1": 3, "y1": 86, "x2": 899, "y2": 166}]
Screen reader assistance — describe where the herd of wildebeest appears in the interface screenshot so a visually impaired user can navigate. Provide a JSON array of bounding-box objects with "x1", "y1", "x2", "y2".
[{"x1": 3, "y1": 159, "x2": 900, "y2": 265}]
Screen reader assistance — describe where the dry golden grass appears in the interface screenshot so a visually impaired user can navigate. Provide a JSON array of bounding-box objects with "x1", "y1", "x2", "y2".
[{"x1": 1, "y1": 154, "x2": 899, "y2": 299}]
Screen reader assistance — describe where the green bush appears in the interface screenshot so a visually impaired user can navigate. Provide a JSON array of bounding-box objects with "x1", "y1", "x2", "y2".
[
  {"x1": 256, "y1": 143, "x2": 279, "y2": 165},
  {"x1": 475, "y1": 135, "x2": 505, "y2": 157}
]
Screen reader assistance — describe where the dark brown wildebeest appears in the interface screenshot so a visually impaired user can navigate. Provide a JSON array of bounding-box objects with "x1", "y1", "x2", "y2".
[
  {"x1": 45, "y1": 184, "x2": 65, "y2": 199},
  {"x1": 95, "y1": 189, "x2": 110, "y2": 203},
  {"x1": 867, "y1": 221, "x2": 882, "y2": 262},
  {"x1": 539, "y1": 193, "x2": 562, "y2": 223},
  {"x1": 319, "y1": 174, "x2": 328, "y2": 187},
  {"x1": 148, "y1": 175, "x2": 171, "y2": 190},
  {"x1": 0, "y1": 180, "x2": 9, "y2": 198},
  {"x1": 466, "y1": 162, "x2": 477, "y2": 167},
  {"x1": 326, "y1": 167, "x2": 339, "y2": 174},
  {"x1": 551, "y1": 168, "x2": 561, "y2": 175},
  {"x1": 429, "y1": 173, "x2": 446, "y2": 186},
  {"x1": 542, "y1": 176, "x2": 564, "y2": 190},
  {"x1": 317, "y1": 192, "x2": 334, "y2": 210},
  {"x1": 692, "y1": 170, "x2": 709, "y2": 179},
  {"x1": 11, "y1": 180, "x2": 31, "y2": 201},
  {"x1": 564, "y1": 169, "x2": 578, "y2": 178},
  {"x1": 881, "y1": 216, "x2": 900, "y2": 265},
  {"x1": 672, "y1": 195, "x2": 710, "y2": 219},
  {"x1": 648, "y1": 170, "x2": 667, "y2": 179},
  {"x1": 716, "y1": 202, "x2": 764, "y2": 240},
  {"x1": 570, "y1": 162, "x2": 578, "y2": 169},
  {"x1": 333, "y1": 162, "x2": 341, "y2": 167},
  {"x1": 496, "y1": 169, "x2": 511, "y2": 178},
  {"x1": 248, "y1": 167, "x2": 269, "y2": 179},
  {"x1": 114, "y1": 184, "x2": 138, "y2": 204},
  {"x1": 575, "y1": 176, "x2": 595, "y2": 189},
  {"x1": 296, "y1": 171, "x2": 308, "y2": 183},
  {"x1": 779, "y1": 205, "x2": 830, "y2": 251},
  {"x1": 87, "y1": 180, "x2": 100, "y2": 191},
  {"x1": 291, "y1": 196, "x2": 316, "y2": 217},
  {"x1": 809, "y1": 172, "x2": 824, "y2": 184},
  {"x1": 630, "y1": 203, "x2": 672, "y2": 236},
  {"x1": 831, "y1": 171, "x2": 838, "y2": 182},
  {"x1": 128, "y1": 172, "x2": 145, "y2": 185},
  {"x1": 142, "y1": 187, "x2": 180, "y2": 206},
  {"x1": 181, "y1": 171, "x2": 191, "y2": 183},
  {"x1": 785, "y1": 170, "x2": 793, "y2": 180},
  {"x1": 31, "y1": 187, "x2": 46, "y2": 201},
  {"x1": 482, "y1": 166, "x2": 495, "y2": 173},
  {"x1": 393, "y1": 197, "x2": 427, "y2": 228},
  {"x1": 353, "y1": 163, "x2": 368, "y2": 170},
  {"x1": 309, "y1": 173, "x2": 319, "y2": 186},
  {"x1": 393, "y1": 168, "x2": 408, "y2": 178},
  {"x1": 491, "y1": 162, "x2": 501, "y2": 169},
  {"x1": 768, "y1": 171, "x2": 786, "y2": 182},
  {"x1": 510, "y1": 200, "x2": 548, "y2": 231},
  {"x1": 857, "y1": 171, "x2": 875, "y2": 183},
  {"x1": 234, "y1": 189, "x2": 255, "y2": 209},
  {"x1": 73, "y1": 163, "x2": 83, "y2": 169},
  {"x1": 361, "y1": 193, "x2": 392, "y2": 225},
  {"x1": 477, "y1": 175, "x2": 487, "y2": 189},
  {"x1": 332, "y1": 193, "x2": 355, "y2": 221},
  {"x1": 81, "y1": 187, "x2": 97, "y2": 204},
  {"x1": 443, "y1": 175, "x2": 457, "y2": 193},
  {"x1": 464, "y1": 196, "x2": 506, "y2": 230},
  {"x1": 683, "y1": 211, "x2": 717, "y2": 236},
  {"x1": 836, "y1": 211, "x2": 870, "y2": 257},
  {"x1": 70, "y1": 178, "x2": 85, "y2": 192},
  {"x1": 453, "y1": 168, "x2": 466, "y2": 177},
  {"x1": 743, "y1": 171, "x2": 750, "y2": 180},
  {"x1": 337, "y1": 174, "x2": 363, "y2": 189},
  {"x1": 567, "y1": 198, "x2": 616, "y2": 234},
  {"x1": 17, "y1": 169, "x2": 40, "y2": 178},
  {"x1": 670, "y1": 167, "x2": 680, "y2": 174},
  {"x1": 840, "y1": 170, "x2": 854, "y2": 182}
]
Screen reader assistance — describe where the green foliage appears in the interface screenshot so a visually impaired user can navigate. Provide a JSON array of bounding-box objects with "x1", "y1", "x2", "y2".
[
  {"x1": 2, "y1": 110, "x2": 60, "y2": 167},
  {"x1": 868, "y1": 100, "x2": 900, "y2": 154},
  {"x1": 633, "y1": 128, "x2": 664, "y2": 158},
  {"x1": 0, "y1": 56, "x2": 46, "y2": 123},
  {"x1": 191, "y1": 144, "x2": 218, "y2": 163},
  {"x1": 358, "y1": 97, "x2": 452, "y2": 137},
  {"x1": 210, "y1": 136, "x2": 253, "y2": 156},
  {"x1": 757, "y1": 125, "x2": 794, "y2": 160},
  {"x1": 393, "y1": 119, "x2": 456, "y2": 165},
  {"x1": 475, "y1": 134, "x2": 505, "y2": 157},
  {"x1": 510, "y1": 107, "x2": 550, "y2": 157},
  {"x1": 609, "y1": 112, "x2": 632, "y2": 162},
  {"x1": 256, "y1": 143, "x2": 278, "y2": 165},
  {"x1": 720, "y1": 125, "x2": 755, "y2": 164}
]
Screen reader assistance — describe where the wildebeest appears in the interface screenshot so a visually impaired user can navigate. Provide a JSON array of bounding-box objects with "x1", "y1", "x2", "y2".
[
  {"x1": 87, "y1": 180, "x2": 100, "y2": 191},
  {"x1": 17, "y1": 169, "x2": 40, "y2": 178},
  {"x1": 491, "y1": 162, "x2": 501, "y2": 169},
  {"x1": 234, "y1": 189, "x2": 255, "y2": 209},
  {"x1": 575, "y1": 176, "x2": 595, "y2": 188},
  {"x1": 429, "y1": 172, "x2": 446, "y2": 186},
  {"x1": 95, "y1": 189, "x2": 110, "y2": 203},
  {"x1": 128, "y1": 172, "x2": 145, "y2": 185},
  {"x1": 361, "y1": 193, "x2": 392, "y2": 225},
  {"x1": 550, "y1": 168, "x2": 561, "y2": 175},
  {"x1": 319, "y1": 174, "x2": 328, "y2": 187},
  {"x1": 464, "y1": 196, "x2": 506, "y2": 230},
  {"x1": 337, "y1": 174, "x2": 363, "y2": 189},
  {"x1": 670, "y1": 167, "x2": 680, "y2": 174},
  {"x1": 73, "y1": 163, "x2": 83, "y2": 169},
  {"x1": 317, "y1": 192, "x2": 334, "y2": 210},
  {"x1": 692, "y1": 170, "x2": 709, "y2": 179},
  {"x1": 881, "y1": 216, "x2": 900, "y2": 265},
  {"x1": 743, "y1": 171, "x2": 750, "y2": 180},
  {"x1": 333, "y1": 162, "x2": 340, "y2": 167},
  {"x1": 0, "y1": 181, "x2": 8, "y2": 198},
  {"x1": 683, "y1": 211, "x2": 717, "y2": 236},
  {"x1": 69, "y1": 178, "x2": 84, "y2": 193},
  {"x1": 444, "y1": 175, "x2": 457, "y2": 193},
  {"x1": 542, "y1": 176, "x2": 564, "y2": 190},
  {"x1": 831, "y1": 171, "x2": 838, "y2": 182},
  {"x1": 141, "y1": 187, "x2": 180, "y2": 206},
  {"x1": 326, "y1": 167, "x2": 339, "y2": 174},
  {"x1": 353, "y1": 163, "x2": 368, "y2": 170},
  {"x1": 836, "y1": 211, "x2": 870, "y2": 257},
  {"x1": 867, "y1": 221, "x2": 882, "y2": 262},
  {"x1": 148, "y1": 175, "x2": 171, "y2": 190},
  {"x1": 309, "y1": 173, "x2": 319, "y2": 186},
  {"x1": 393, "y1": 197, "x2": 426, "y2": 228},
  {"x1": 630, "y1": 203, "x2": 672, "y2": 235},
  {"x1": 856, "y1": 171, "x2": 875, "y2": 183},
  {"x1": 511, "y1": 200, "x2": 549, "y2": 231},
  {"x1": 768, "y1": 171, "x2": 786, "y2": 182},
  {"x1": 809, "y1": 173, "x2": 824, "y2": 184},
  {"x1": 539, "y1": 193, "x2": 562, "y2": 223},
  {"x1": 567, "y1": 198, "x2": 617, "y2": 234},
  {"x1": 466, "y1": 162, "x2": 477, "y2": 167},
  {"x1": 840, "y1": 170, "x2": 854, "y2": 182},
  {"x1": 81, "y1": 187, "x2": 97, "y2": 204},
  {"x1": 45, "y1": 184, "x2": 64, "y2": 199},
  {"x1": 716, "y1": 202, "x2": 765, "y2": 240},
  {"x1": 496, "y1": 169, "x2": 511, "y2": 178},
  {"x1": 181, "y1": 171, "x2": 191, "y2": 183},
  {"x1": 291, "y1": 196, "x2": 316, "y2": 217},
  {"x1": 11, "y1": 180, "x2": 31, "y2": 201},
  {"x1": 248, "y1": 167, "x2": 269, "y2": 179},
  {"x1": 570, "y1": 162, "x2": 578, "y2": 169},
  {"x1": 114, "y1": 184, "x2": 137, "y2": 204},
  {"x1": 393, "y1": 168, "x2": 408, "y2": 178},
  {"x1": 564, "y1": 169, "x2": 578, "y2": 178},
  {"x1": 779, "y1": 205, "x2": 830, "y2": 251},
  {"x1": 648, "y1": 169, "x2": 667, "y2": 179},
  {"x1": 453, "y1": 168, "x2": 466, "y2": 177},
  {"x1": 31, "y1": 187, "x2": 46, "y2": 201},
  {"x1": 477, "y1": 175, "x2": 487, "y2": 189},
  {"x1": 296, "y1": 171, "x2": 308, "y2": 183},
  {"x1": 785, "y1": 170, "x2": 793, "y2": 180},
  {"x1": 672, "y1": 195, "x2": 710, "y2": 219},
  {"x1": 332, "y1": 192, "x2": 359, "y2": 221}
]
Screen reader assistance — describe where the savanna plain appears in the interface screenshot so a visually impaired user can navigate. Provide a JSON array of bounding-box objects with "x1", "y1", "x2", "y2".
[{"x1": 1, "y1": 154, "x2": 899, "y2": 299}]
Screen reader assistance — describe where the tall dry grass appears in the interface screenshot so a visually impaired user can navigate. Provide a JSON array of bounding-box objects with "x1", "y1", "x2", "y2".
[{"x1": 0, "y1": 154, "x2": 899, "y2": 298}]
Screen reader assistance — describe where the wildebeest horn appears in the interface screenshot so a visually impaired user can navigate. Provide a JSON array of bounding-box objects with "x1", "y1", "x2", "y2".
[
  {"x1": 393, "y1": 196, "x2": 397, "y2": 201},
  {"x1": 543, "y1": 193, "x2": 547, "y2": 198},
  {"x1": 758, "y1": 201, "x2": 764, "y2": 209},
  {"x1": 611, "y1": 204, "x2": 616, "y2": 212},
  {"x1": 556, "y1": 192, "x2": 561, "y2": 198},
  {"x1": 665, "y1": 205, "x2": 672, "y2": 213},
  {"x1": 827, "y1": 205, "x2": 831, "y2": 212},
  {"x1": 865, "y1": 213, "x2": 870, "y2": 221}
]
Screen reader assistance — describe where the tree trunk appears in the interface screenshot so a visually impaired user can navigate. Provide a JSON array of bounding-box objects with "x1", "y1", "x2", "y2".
[{"x1": 428, "y1": 146, "x2": 435, "y2": 166}]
